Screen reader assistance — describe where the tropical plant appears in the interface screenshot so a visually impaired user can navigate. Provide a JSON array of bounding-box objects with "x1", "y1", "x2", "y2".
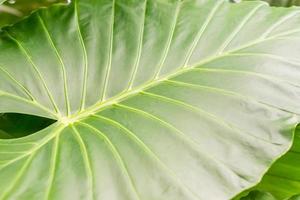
[{"x1": 0, "y1": 0, "x2": 300, "y2": 199}]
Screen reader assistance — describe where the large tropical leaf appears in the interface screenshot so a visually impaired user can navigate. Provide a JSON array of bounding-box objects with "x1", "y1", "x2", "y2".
[{"x1": 1, "y1": 0, "x2": 300, "y2": 199}]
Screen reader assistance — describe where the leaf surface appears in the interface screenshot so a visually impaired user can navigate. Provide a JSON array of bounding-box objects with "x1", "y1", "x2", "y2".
[{"x1": 1, "y1": 0, "x2": 300, "y2": 199}]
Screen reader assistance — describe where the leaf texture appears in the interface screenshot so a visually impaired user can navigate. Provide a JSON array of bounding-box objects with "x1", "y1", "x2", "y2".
[{"x1": 0, "y1": 0, "x2": 300, "y2": 199}]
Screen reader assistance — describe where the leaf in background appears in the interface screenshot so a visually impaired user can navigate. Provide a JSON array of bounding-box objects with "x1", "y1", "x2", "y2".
[
  {"x1": 0, "y1": 0, "x2": 66, "y2": 27},
  {"x1": 240, "y1": 127, "x2": 300, "y2": 199},
  {"x1": 0, "y1": 113, "x2": 55, "y2": 138},
  {"x1": 289, "y1": 195, "x2": 300, "y2": 200},
  {"x1": 240, "y1": 191, "x2": 277, "y2": 200},
  {"x1": 267, "y1": 0, "x2": 300, "y2": 6},
  {"x1": 1, "y1": 0, "x2": 300, "y2": 199},
  {"x1": 0, "y1": 130, "x2": 12, "y2": 139},
  {"x1": 245, "y1": 0, "x2": 300, "y2": 7}
]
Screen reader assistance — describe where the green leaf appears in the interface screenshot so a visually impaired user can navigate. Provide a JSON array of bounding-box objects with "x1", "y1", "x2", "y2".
[
  {"x1": 245, "y1": 0, "x2": 300, "y2": 7},
  {"x1": 0, "y1": 0, "x2": 66, "y2": 27},
  {"x1": 245, "y1": 127, "x2": 300, "y2": 199},
  {"x1": 0, "y1": 113, "x2": 55, "y2": 138},
  {"x1": 0, "y1": 130, "x2": 13, "y2": 139},
  {"x1": 1, "y1": 0, "x2": 300, "y2": 199},
  {"x1": 289, "y1": 195, "x2": 300, "y2": 200},
  {"x1": 265, "y1": 0, "x2": 300, "y2": 6},
  {"x1": 240, "y1": 191, "x2": 277, "y2": 200}
]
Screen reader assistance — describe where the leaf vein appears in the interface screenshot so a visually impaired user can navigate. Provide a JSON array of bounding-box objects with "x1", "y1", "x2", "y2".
[
  {"x1": 127, "y1": 0, "x2": 148, "y2": 90},
  {"x1": 217, "y1": 3, "x2": 264, "y2": 54},
  {"x1": 0, "y1": 154, "x2": 36, "y2": 199},
  {"x1": 44, "y1": 135, "x2": 59, "y2": 200},
  {"x1": 71, "y1": 125, "x2": 94, "y2": 200},
  {"x1": 183, "y1": 0, "x2": 223, "y2": 67},
  {"x1": 153, "y1": 0, "x2": 182, "y2": 79},
  {"x1": 92, "y1": 114, "x2": 201, "y2": 200},
  {"x1": 5, "y1": 31, "x2": 60, "y2": 115},
  {"x1": 78, "y1": 122, "x2": 141, "y2": 200},
  {"x1": 141, "y1": 91, "x2": 276, "y2": 144},
  {"x1": 100, "y1": 0, "x2": 115, "y2": 102},
  {"x1": 75, "y1": 1, "x2": 89, "y2": 112},
  {"x1": 37, "y1": 14, "x2": 70, "y2": 116}
]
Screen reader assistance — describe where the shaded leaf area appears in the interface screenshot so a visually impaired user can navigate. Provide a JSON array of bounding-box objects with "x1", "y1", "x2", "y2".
[
  {"x1": 264, "y1": 0, "x2": 300, "y2": 6},
  {"x1": 244, "y1": 0, "x2": 300, "y2": 6},
  {"x1": 1, "y1": 0, "x2": 300, "y2": 199},
  {"x1": 0, "y1": 0, "x2": 66, "y2": 27},
  {"x1": 0, "y1": 113, "x2": 55, "y2": 139},
  {"x1": 240, "y1": 191, "x2": 277, "y2": 200}
]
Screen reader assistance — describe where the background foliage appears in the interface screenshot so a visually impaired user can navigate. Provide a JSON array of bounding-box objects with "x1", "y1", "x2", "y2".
[
  {"x1": 258, "y1": 0, "x2": 300, "y2": 6},
  {"x1": 0, "y1": 0, "x2": 65, "y2": 27}
]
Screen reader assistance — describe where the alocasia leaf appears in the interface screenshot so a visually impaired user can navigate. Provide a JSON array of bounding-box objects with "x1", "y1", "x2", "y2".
[{"x1": 1, "y1": 0, "x2": 300, "y2": 199}]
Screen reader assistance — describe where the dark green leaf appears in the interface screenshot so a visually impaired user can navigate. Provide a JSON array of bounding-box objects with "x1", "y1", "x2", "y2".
[{"x1": 240, "y1": 191, "x2": 276, "y2": 200}]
